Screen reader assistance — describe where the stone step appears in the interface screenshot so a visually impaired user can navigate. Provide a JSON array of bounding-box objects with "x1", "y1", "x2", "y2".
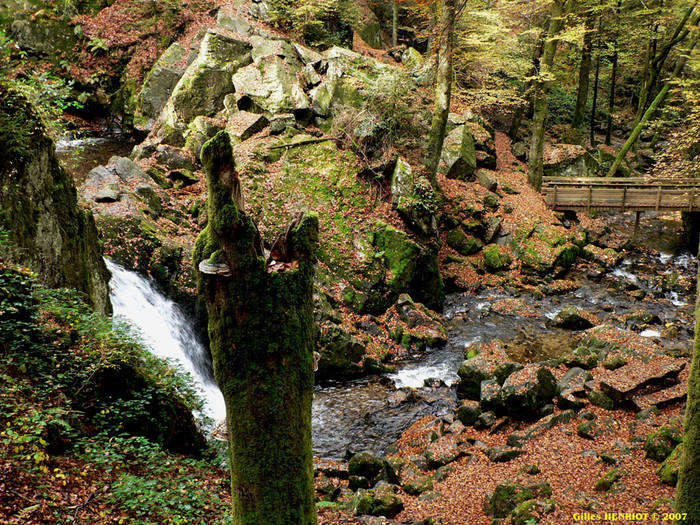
[
  {"x1": 631, "y1": 382, "x2": 687, "y2": 412},
  {"x1": 598, "y1": 357, "x2": 685, "y2": 403}
]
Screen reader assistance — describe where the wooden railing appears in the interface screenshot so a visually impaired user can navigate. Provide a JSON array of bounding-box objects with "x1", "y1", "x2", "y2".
[{"x1": 543, "y1": 177, "x2": 700, "y2": 212}]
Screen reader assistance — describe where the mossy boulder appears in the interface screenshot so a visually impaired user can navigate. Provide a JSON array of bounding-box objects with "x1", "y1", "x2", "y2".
[
  {"x1": 156, "y1": 30, "x2": 252, "y2": 144},
  {"x1": 551, "y1": 306, "x2": 595, "y2": 330},
  {"x1": 137, "y1": 42, "x2": 193, "y2": 122},
  {"x1": 392, "y1": 159, "x2": 437, "y2": 237},
  {"x1": 656, "y1": 443, "x2": 682, "y2": 486},
  {"x1": 352, "y1": 486, "x2": 404, "y2": 517},
  {"x1": 370, "y1": 222, "x2": 444, "y2": 312},
  {"x1": 439, "y1": 125, "x2": 477, "y2": 181},
  {"x1": 593, "y1": 468, "x2": 625, "y2": 491},
  {"x1": 231, "y1": 53, "x2": 309, "y2": 115},
  {"x1": 403, "y1": 475, "x2": 434, "y2": 495},
  {"x1": 644, "y1": 425, "x2": 683, "y2": 462},
  {"x1": 316, "y1": 323, "x2": 365, "y2": 379},
  {"x1": 484, "y1": 481, "x2": 552, "y2": 518},
  {"x1": 499, "y1": 366, "x2": 558, "y2": 419},
  {"x1": 457, "y1": 356, "x2": 499, "y2": 400},
  {"x1": 483, "y1": 245, "x2": 511, "y2": 272},
  {"x1": 446, "y1": 228, "x2": 483, "y2": 256}
]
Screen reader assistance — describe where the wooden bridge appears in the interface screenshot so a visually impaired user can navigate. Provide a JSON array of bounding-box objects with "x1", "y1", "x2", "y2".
[{"x1": 543, "y1": 177, "x2": 700, "y2": 213}]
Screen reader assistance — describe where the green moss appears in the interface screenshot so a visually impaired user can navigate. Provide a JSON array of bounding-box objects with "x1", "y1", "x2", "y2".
[
  {"x1": 657, "y1": 443, "x2": 682, "y2": 486},
  {"x1": 593, "y1": 468, "x2": 625, "y2": 492}
]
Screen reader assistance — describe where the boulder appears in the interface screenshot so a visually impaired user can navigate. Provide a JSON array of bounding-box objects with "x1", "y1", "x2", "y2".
[
  {"x1": 556, "y1": 367, "x2": 591, "y2": 409},
  {"x1": 369, "y1": 222, "x2": 444, "y2": 311},
  {"x1": 156, "y1": 30, "x2": 252, "y2": 143},
  {"x1": 644, "y1": 425, "x2": 683, "y2": 462},
  {"x1": 403, "y1": 475, "x2": 433, "y2": 495},
  {"x1": 391, "y1": 160, "x2": 437, "y2": 237},
  {"x1": 482, "y1": 245, "x2": 511, "y2": 272},
  {"x1": 439, "y1": 125, "x2": 477, "y2": 180},
  {"x1": 249, "y1": 0, "x2": 272, "y2": 21},
  {"x1": 232, "y1": 54, "x2": 309, "y2": 115},
  {"x1": 499, "y1": 365, "x2": 558, "y2": 418},
  {"x1": 155, "y1": 145, "x2": 197, "y2": 171},
  {"x1": 349, "y1": 452, "x2": 384, "y2": 481},
  {"x1": 543, "y1": 144, "x2": 598, "y2": 178},
  {"x1": 269, "y1": 113, "x2": 296, "y2": 134},
  {"x1": 401, "y1": 47, "x2": 424, "y2": 71},
  {"x1": 657, "y1": 443, "x2": 682, "y2": 486},
  {"x1": 352, "y1": 486, "x2": 403, "y2": 518},
  {"x1": 484, "y1": 481, "x2": 552, "y2": 519},
  {"x1": 184, "y1": 116, "x2": 224, "y2": 158},
  {"x1": 316, "y1": 323, "x2": 365, "y2": 379},
  {"x1": 137, "y1": 43, "x2": 192, "y2": 121},
  {"x1": 457, "y1": 400, "x2": 482, "y2": 426},
  {"x1": 457, "y1": 357, "x2": 499, "y2": 400},
  {"x1": 476, "y1": 170, "x2": 498, "y2": 191},
  {"x1": 551, "y1": 306, "x2": 595, "y2": 330},
  {"x1": 424, "y1": 439, "x2": 466, "y2": 468},
  {"x1": 394, "y1": 294, "x2": 447, "y2": 346},
  {"x1": 216, "y1": 9, "x2": 252, "y2": 35},
  {"x1": 446, "y1": 228, "x2": 483, "y2": 256},
  {"x1": 226, "y1": 111, "x2": 269, "y2": 141}
]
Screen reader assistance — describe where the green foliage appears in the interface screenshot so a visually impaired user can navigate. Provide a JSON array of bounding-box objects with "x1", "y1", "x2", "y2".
[
  {"x1": 546, "y1": 87, "x2": 577, "y2": 126},
  {"x1": 264, "y1": 0, "x2": 359, "y2": 47}
]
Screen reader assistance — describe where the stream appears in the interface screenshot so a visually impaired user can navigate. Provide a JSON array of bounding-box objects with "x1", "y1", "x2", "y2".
[
  {"x1": 104, "y1": 229, "x2": 696, "y2": 459},
  {"x1": 62, "y1": 131, "x2": 697, "y2": 461}
]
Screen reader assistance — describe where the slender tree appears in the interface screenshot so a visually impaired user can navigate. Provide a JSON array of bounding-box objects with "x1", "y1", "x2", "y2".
[
  {"x1": 634, "y1": 1, "x2": 698, "y2": 126},
  {"x1": 392, "y1": 0, "x2": 399, "y2": 46},
  {"x1": 607, "y1": 27, "x2": 698, "y2": 176},
  {"x1": 194, "y1": 131, "x2": 318, "y2": 525},
  {"x1": 572, "y1": 16, "x2": 594, "y2": 129},
  {"x1": 426, "y1": 0, "x2": 458, "y2": 189},
  {"x1": 528, "y1": 0, "x2": 574, "y2": 190},
  {"x1": 605, "y1": 0, "x2": 621, "y2": 145},
  {"x1": 590, "y1": 20, "x2": 602, "y2": 147}
]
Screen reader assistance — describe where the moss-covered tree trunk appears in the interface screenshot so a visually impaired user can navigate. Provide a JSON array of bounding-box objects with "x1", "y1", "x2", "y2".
[
  {"x1": 426, "y1": 0, "x2": 456, "y2": 189},
  {"x1": 676, "y1": 241, "x2": 700, "y2": 523},
  {"x1": 193, "y1": 131, "x2": 318, "y2": 525},
  {"x1": 527, "y1": 0, "x2": 571, "y2": 191}
]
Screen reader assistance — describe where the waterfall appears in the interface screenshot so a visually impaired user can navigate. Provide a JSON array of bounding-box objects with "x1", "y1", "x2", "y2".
[{"x1": 104, "y1": 259, "x2": 226, "y2": 422}]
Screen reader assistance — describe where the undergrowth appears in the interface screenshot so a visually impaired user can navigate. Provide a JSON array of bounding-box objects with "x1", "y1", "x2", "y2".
[{"x1": 0, "y1": 228, "x2": 232, "y2": 523}]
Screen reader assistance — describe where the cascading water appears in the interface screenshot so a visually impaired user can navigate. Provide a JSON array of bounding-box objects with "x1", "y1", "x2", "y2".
[{"x1": 104, "y1": 259, "x2": 227, "y2": 422}]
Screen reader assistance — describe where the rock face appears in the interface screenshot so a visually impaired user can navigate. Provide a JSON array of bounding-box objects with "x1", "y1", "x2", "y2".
[{"x1": 0, "y1": 89, "x2": 111, "y2": 314}]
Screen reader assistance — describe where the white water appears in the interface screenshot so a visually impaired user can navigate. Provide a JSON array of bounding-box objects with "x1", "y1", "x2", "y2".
[
  {"x1": 105, "y1": 259, "x2": 226, "y2": 422},
  {"x1": 388, "y1": 344, "x2": 466, "y2": 389}
]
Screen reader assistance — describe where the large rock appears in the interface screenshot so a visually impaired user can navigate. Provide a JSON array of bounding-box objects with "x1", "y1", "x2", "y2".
[
  {"x1": 316, "y1": 323, "x2": 365, "y2": 379},
  {"x1": 439, "y1": 125, "x2": 477, "y2": 180},
  {"x1": 391, "y1": 158, "x2": 437, "y2": 237},
  {"x1": 484, "y1": 481, "x2": 552, "y2": 519},
  {"x1": 499, "y1": 365, "x2": 558, "y2": 418},
  {"x1": 543, "y1": 144, "x2": 598, "y2": 178},
  {"x1": 232, "y1": 54, "x2": 309, "y2": 115},
  {"x1": 352, "y1": 486, "x2": 404, "y2": 518},
  {"x1": 0, "y1": 91, "x2": 111, "y2": 314},
  {"x1": 137, "y1": 43, "x2": 193, "y2": 122},
  {"x1": 369, "y1": 222, "x2": 444, "y2": 311},
  {"x1": 156, "y1": 30, "x2": 252, "y2": 144}
]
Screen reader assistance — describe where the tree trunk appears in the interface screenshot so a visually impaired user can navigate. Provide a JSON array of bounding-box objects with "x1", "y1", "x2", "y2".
[
  {"x1": 607, "y1": 32, "x2": 698, "y2": 177},
  {"x1": 590, "y1": 45, "x2": 601, "y2": 147},
  {"x1": 572, "y1": 17, "x2": 593, "y2": 129},
  {"x1": 426, "y1": 0, "x2": 456, "y2": 189},
  {"x1": 392, "y1": 1, "x2": 398, "y2": 47},
  {"x1": 509, "y1": 39, "x2": 544, "y2": 138},
  {"x1": 194, "y1": 131, "x2": 318, "y2": 525},
  {"x1": 676, "y1": 240, "x2": 700, "y2": 524},
  {"x1": 527, "y1": 0, "x2": 571, "y2": 191},
  {"x1": 605, "y1": 46, "x2": 618, "y2": 145},
  {"x1": 634, "y1": 3, "x2": 697, "y2": 127}
]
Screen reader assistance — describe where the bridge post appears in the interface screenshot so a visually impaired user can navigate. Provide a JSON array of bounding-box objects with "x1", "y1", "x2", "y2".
[{"x1": 633, "y1": 211, "x2": 641, "y2": 241}]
